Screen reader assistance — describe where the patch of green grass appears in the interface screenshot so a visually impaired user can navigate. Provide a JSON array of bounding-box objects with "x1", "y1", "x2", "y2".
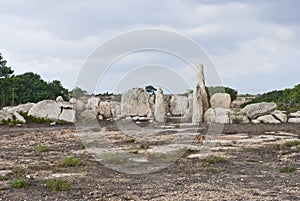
[
  {"x1": 11, "y1": 179, "x2": 27, "y2": 189},
  {"x1": 139, "y1": 144, "x2": 149, "y2": 149},
  {"x1": 284, "y1": 140, "x2": 300, "y2": 147},
  {"x1": 36, "y1": 144, "x2": 49, "y2": 152},
  {"x1": 297, "y1": 146, "x2": 300, "y2": 151},
  {"x1": 279, "y1": 150, "x2": 289, "y2": 155},
  {"x1": 61, "y1": 156, "x2": 81, "y2": 167},
  {"x1": 202, "y1": 156, "x2": 225, "y2": 164},
  {"x1": 76, "y1": 140, "x2": 85, "y2": 149},
  {"x1": 278, "y1": 166, "x2": 296, "y2": 173},
  {"x1": 45, "y1": 179, "x2": 70, "y2": 192}
]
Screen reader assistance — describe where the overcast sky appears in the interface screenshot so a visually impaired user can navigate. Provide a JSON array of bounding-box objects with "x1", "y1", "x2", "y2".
[{"x1": 1, "y1": 0, "x2": 299, "y2": 94}]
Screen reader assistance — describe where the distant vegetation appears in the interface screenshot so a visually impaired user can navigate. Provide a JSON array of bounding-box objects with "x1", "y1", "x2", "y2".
[
  {"x1": 241, "y1": 84, "x2": 300, "y2": 113},
  {"x1": 0, "y1": 53, "x2": 69, "y2": 108}
]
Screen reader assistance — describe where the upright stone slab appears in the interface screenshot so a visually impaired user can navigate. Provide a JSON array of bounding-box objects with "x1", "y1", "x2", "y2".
[
  {"x1": 192, "y1": 64, "x2": 209, "y2": 123},
  {"x1": 154, "y1": 88, "x2": 165, "y2": 122},
  {"x1": 121, "y1": 88, "x2": 152, "y2": 117}
]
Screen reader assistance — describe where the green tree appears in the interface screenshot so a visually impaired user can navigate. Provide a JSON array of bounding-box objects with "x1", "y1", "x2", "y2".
[{"x1": 145, "y1": 85, "x2": 157, "y2": 94}]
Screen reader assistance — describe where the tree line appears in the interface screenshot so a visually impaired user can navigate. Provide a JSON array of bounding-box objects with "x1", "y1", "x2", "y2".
[
  {"x1": 0, "y1": 53, "x2": 69, "y2": 108},
  {"x1": 241, "y1": 84, "x2": 300, "y2": 113}
]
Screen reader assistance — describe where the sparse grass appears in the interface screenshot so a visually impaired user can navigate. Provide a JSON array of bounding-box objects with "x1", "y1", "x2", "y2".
[
  {"x1": 101, "y1": 152, "x2": 124, "y2": 163},
  {"x1": 297, "y1": 146, "x2": 300, "y2": 151},
  {"x1": 278, "y1": 166, "x2": 296, "y2": 173},
  {"x1": 231, "y1": 117, "x2": 244, "y2": 124},
  {"x1": 19, "y1": 111, "x2": 52, "y2": 124},
  {"x1": 11, "y1": 179, "x2": 27, "y2": 189},
  {"x1": 284, "y1": 140, "x2": 300, "y2": 147},
  {"x1": 202, "y1": 156, "x2": 225, "y2": 164},
  {"x1": 1, "y1": 119, "x2": 23, "y2": 127},
  {"x1": 12, "y1": 166, "x2": 25, "y2": 177},
  {"x1": 0, "y1": 176, "x2": 9, "y2": 181},
  {"x1": 280, "y1": 150, "x2": 289, "y2": 155},
  {"x1": 36, "y1": 144, "x2": 49, "y2": 152},
  {"x1": 56, "y1": 119, "x2": 69, "y2": 125},
  {"x1": 45, "y1": 179, "x2": 70, "y2": 191},
  {"x1": 76, "y1": 140, "x2": 85, "y2": 149},
  {"x1": 148, "y1": 152, "x2": 178, "y2": 163},
  {"x1": 61, "y1": 156, "x2": 81, "y2": 167},
  {"x1": 140, "y1": 144, "x2": 149, "y2": 149}
]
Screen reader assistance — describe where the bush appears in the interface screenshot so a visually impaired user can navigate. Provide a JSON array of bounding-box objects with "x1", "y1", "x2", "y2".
[
  {"x1": 11, "y1": 179, "x2": 27, "y2": 189},
  {"x1": 202, "y1": 156, "x2": 225, "y2": 164},
  {"x1": 36, "y1": 144, "x2": 49, "y2": 152},
  {"x1": 279, "y1": 166, "x2": 296, "y2": 173},
  {"x1": 284, "y1": 140, "x2": 300, "y2": 147},
  {"x1": 61, "y1": 156, "x2": 81, "y2": 167},
  {"x1": 45, "y1": 179, "x2": 70, "y2": 191},
  {"x1": 1, "y1": 119, "x2": 22, "y2": 126}
]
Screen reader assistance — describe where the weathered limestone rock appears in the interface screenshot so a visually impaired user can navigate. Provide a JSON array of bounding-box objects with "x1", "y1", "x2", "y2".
[
  {"x1": 0, "y1": 111, "x2": 13, "y2": 122},
  {"x1": 154, "y1": 88, "x2": 165, "y2": 122},
  {"x1": 288, "y1": 118, "x2": 300, "y2": 123},
  {"x1": 242, "y1": 102, "x2": 277, "y2": 119},
  {"x1": 86, "y1": 97, "x2": 100, "y2": 114},
  {"x1": 69, "y1": 98, "x2": 77, "y2": 104},
  {"x1": 74, "y1": 100, "x2": 86, "y2": 114},
  {"x1": 210, "y1": 93, "x2": 231, "y2": 109},
  {"x1": 111, "y1": 101, "x2": 121, "y2": 118},
  {"x1": 78, "y1": 109, "x2": 97, "y2": 122},
  {"x1": 97, "y1": 101, "x2": 112, "y2": 118},
  {"x1": 56, "y1": 96, "x2": 64, "y2": 102},
  {"x1": 192, "y1": 64, "x2": 209, "y2": 123},
  {"x1": 121, "y1": 88, "x2": 152, "y2": 117},
  {"x1": 204, "y1": 107, "x2": 230, "y2": 124},
  {"x1": 183, "y1": 93, "x2": 193, "y2": 120},
  {"x1": 272, "y1": 110, "x2": 287, "y2": 123},
  {"x1": 170, "y1": 95, "x2": 188, "y2": 116},
  {"x1": 257, "y1": 115, "x2": 281, "y2": 124},
  {"x1": 13, "y1": 112, "x2": 26, "y2": 123},
  {"x1": 3, "y1": 103, "x2": 35, "y2": 114},
  {"x1": 289, "y1": 111, "x2": 300, "y2": 118},
  {"x1": 28, "y1": 100, "x2": 61, "y2": 120},
  {"x1": 58, "y1": 109, "x2": 76, "y2": 123}
]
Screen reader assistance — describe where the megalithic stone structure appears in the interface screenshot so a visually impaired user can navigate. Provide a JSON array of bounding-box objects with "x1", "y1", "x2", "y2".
[
  {"x1": 154, "y1": 88, "x2": 165, "y2": 122},
  {"x1": 192, "y1": 64, "x2": 209, "y2": 123}
]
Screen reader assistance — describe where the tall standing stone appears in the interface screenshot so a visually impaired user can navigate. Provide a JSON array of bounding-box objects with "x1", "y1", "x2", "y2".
[
  {"x1": 154, "y1": 88, "x2": 165, "y2": 122},
  {"x1": 192, "y1": 64, "x2": 209, "y2": 123}
]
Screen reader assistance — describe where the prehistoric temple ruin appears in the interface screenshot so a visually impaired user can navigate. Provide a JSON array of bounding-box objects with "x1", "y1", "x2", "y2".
[{"x1": 0, "y1": 64, "x2": 299, "y2": 125}]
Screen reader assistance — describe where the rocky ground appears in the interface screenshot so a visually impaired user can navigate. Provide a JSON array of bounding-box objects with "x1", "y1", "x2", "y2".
[{"x1": 0, "y1": 122, "x2": 300, "y2": 200}]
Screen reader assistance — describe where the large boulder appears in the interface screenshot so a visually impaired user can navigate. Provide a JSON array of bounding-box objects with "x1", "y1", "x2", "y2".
[
  {"x1": 121, "y1": 88, "x2": 152, "y2": 117},
  {"x1": 154, "y1": 88, "x2": 165, "y2": 122},
  {"x1": 288, "y1": 118, "x2": 300, "y2": 123},
  {"x1": 169, "y1": 95, "x2": 188, "y2": 116},
  {"x1": 289, "y1": 111, "x2": 300, "y2": 118},
  {"x1": 0, "y1": 111, "x2": 13, "y2": 122},
  {"x1": 242, "y1": 102, "x2": 277, "y2": 119},
  {"x1": 58, "y1": 109, "x2": 76, "y2": 123},
  {"x1": 3, "y1": 103, "x2": 35, "y2": 114},
  {"x1": 257, "y1": 115, "x2": 280, "y2": 124},
  {"x1": 204, "y1": 107, "x2": 230, "y2": 124},
  {"x1": 272, "y1": 110, "x2": 287, "y2": 123},
  {"x1": 13, "y1": 112, "x2": 26, "y2": 123},
  {"x1": 78, "y1": 109, "x2": 97, "y2": 122},
  {"x1": 56, "y1": 96, "x2": 64, "y2": 102},
  {"x1": 86, "y1": 97, "x2": 100, "y2": 114},
  {"x1": 111, "y1": 101, "x2": 121, "y2": 118},
  {"x1": 97, "y1": 101, "x2": 112, "y2": 118},
  {"x1": 210, "y1": 93, "x2": 231, "y2": 109},
  {"x1": 28, "y1": 100, "x2": 61, "y2": 120}
]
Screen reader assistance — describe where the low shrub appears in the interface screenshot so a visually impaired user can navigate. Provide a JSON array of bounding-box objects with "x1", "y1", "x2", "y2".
[
  {"x1": 45, "y1": 179, "x2": 70, "y2": 191},
  {"x1": 11, "y1": 179, "x2": 27, "y2": 189}
]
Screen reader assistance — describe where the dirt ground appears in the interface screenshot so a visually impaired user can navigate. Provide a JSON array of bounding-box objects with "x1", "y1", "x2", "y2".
[{"x1": 0, "y1": 122, "x2": 299, "y2": 200}]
